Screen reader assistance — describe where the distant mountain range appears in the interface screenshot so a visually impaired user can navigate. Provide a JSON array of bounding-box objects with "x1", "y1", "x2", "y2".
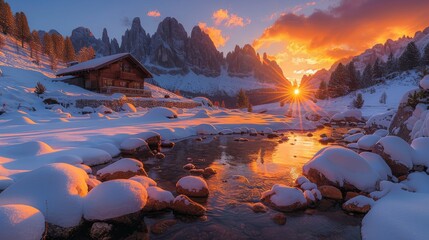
[
  {"x1": 301, "y1": 27, "x2": 429, "y2": 91},
  {"x1": 65, "y1": 17, "x2": 289, "y2": 91}
]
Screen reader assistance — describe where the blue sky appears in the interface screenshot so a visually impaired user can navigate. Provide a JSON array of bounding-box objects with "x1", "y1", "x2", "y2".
[{"x1": 8, "y1": 0, "x2": 331, "y2": 53}]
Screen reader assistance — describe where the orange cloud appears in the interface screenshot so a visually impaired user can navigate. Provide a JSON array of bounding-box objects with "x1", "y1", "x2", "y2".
[
  {"x1": 147, "y1": 10, "x2": 161, "y2": 17},
  {"x1": 212, "y1": 9, "x2": 250, "y2": 28},
  {"x1": 213, "y1": 9, "x2": 229, "y2": 25},
  {"x1": 198, "y1": 22, "x2": 229, "y2": 48},
  {"x1": 254, "y1": 0, "x2": 429, "y2": 80}
]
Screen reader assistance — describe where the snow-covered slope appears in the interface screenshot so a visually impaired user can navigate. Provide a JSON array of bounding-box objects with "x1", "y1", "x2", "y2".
[
  {"x1": 255, "y1": 70, "x2": 420, "y2": 118},
  {"x1": 151, "y1": 69, "x2": 277, "y2": 97}
]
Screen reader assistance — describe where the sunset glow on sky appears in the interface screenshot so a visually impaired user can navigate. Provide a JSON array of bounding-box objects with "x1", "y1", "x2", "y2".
[{"x1": 8, "y1": 0, "x2": 429, "y2": 81}]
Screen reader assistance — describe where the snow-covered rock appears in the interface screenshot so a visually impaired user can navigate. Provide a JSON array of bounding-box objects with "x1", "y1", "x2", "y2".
[
  {"x1": 344, "y1": 133, "x2": 364, "y2": 143},
  {"x1": 93, "y1": 143, "x2": 121, "y2": 158},
  {"x1": 342, "y1": 195, "x2": 375, "y2": 214},
  {"x1": 303, "y1": 146, "x2": 380, "y2": 192},
  {"x1": 318, "y1": 185, "x2": 342, "y2": 200},
  {"x1": 82, "y1": 106, "x2": 94, "y2": 114},
  {"x1": 411, "y1": 137, "x2": 429, "y2": 167},
  {"x1": 373, "y1": 129, "x2": 389, "y2": 137},
  {"x1": 403, "y1": 172, "x2": 429, "y2": 193},
  {"x1": 372, "y1": 136, "x2": 413, "y2": 176},
  {"x1": 0, "y1": 163, "x2": 88, "y2": 227},
  {"x1": 261, "y1": 184, "x2": 307, "y2": 212},
  {"x1": 120, "y1": 138, "x2": 151, "y2": 156},
  {"x1": 365, "y1": 110, "x2": 396, "y2": 131},
  {"x1": 193, "y1": 109, "x2": 211, "y2": 118},
  {"x1": 219, "y1": 129, "x2": 233, "y2": 135},
  {"x1": 73, "y1": 148, "x2": 112, "y2": 166},
  {"x1": 83, "y1": 179, "x2": 147, "y2": 221},
  {"x1": 0, "y1": 204, "x2": 45, "y2": 240},
  {"x1": 176, "y1": 176, "x2": 209, "y2": 197},
  {"x1": 295, "y1": 176, "x2": 310, "y2": 186},
  {"x1": 144, "y1": 186, "x2": 174, "y2": 211},
  {"x1": 121, "y1": 103, "x2": 137, "y2": 113},
  {"x1": 143, "y1": 107, "x2": 178, "y2": 119},
  {"x1": 357, "y1": 134, "x2": 381, "y2": 150},
  {"x1": 360, "y1": 152, "x2": 392, "y2": 180},
  {"x1": 172, "y1": 194, "x2": 206, "y2": 216},
  {"x1": 195, "y1": 123, "x2": 218, "y2": 135},
  {"x1": 129, "y1": 175, "x2": 157, "y2": 189},
  {"x1": 97, "y1": 158, "x2": 147, "y2": 181},
  {"x1": 419, "y1": 75, "x2": 429, "y2": 90}
]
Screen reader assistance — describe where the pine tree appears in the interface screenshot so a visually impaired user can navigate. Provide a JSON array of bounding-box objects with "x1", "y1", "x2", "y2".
[
  {"x1": 316, "y1": 80, "x2": 328, "y2": 99},
  {"x1": 76, "y1": 46, "x2": 95, "y2": 62},
  {"x1": 386, "y1": 52, "x2": 397, "y2": 74},
  {"x1": 399, "y1": 42, "x2": 421, "y2": 71},
  {"x1": 237, "y1": 89, "x2": 249, "y2": 108},
  {"x1": 372, "y1": 58, "x2": 383, "y2": 79},
  {"x1": 352, "y1": 93, "x2": 364, "y2": 109},
  {"x1": 346, "y1": 61, "x2": 359, "y2": 91},
  {"x1": 0, "y1": 1, "x2": 15, "y2": 35},
  {"x1": 51, "y1": 33, "x2": 65, "y2": 60},
  {"x1": 63, "y1": 36, "x2": 75, "y2": 63},
  {"x1": 362, "y1": 64, "x2": 373, "y2": 88},
  {"x1": 14, "y1": 12, "x2": 31, "y2": 48},
  {"x1": 328, "y1": 63, "x2": 349, "y2": 98},
  {"x1": 422, "y1": 43, "x2": 429, "y2": 66},
  {"x1": 29, "y1": 30, "x2": 41, "y2": 61},
  {"x1": 221, "y1": 100, "x2": 226, "y2": 108},
  {"x1": 43, "y1": 33, "x2": 57, "y2": 70}
]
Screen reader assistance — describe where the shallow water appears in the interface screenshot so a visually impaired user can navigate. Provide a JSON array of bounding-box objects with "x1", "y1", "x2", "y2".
[{"x1": 141, "y1": 128, "x2": 362, "y2": 240}]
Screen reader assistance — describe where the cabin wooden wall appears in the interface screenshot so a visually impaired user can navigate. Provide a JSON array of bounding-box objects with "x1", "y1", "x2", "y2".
[{"x1": 97, "y1": 58, "x2": 146, "y2": 89}]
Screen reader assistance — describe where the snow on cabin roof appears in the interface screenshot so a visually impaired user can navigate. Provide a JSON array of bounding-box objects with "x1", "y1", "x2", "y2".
[{"x1": 56, "y1": 53, "x2": 153, "y2": 78}]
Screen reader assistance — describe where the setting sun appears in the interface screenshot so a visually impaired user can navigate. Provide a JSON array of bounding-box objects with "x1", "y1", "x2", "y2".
[{"x1": 294, "y1": 88, "x2": 300, "y2": 95}]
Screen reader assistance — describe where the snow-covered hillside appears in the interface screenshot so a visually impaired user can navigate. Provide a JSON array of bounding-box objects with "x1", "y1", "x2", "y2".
[
  {"x1": 151, "y1": 69, "x2": 277, "y2": 97},
  {"x1": 255, "y1": 70, "x2": 420, "y2": 118}
]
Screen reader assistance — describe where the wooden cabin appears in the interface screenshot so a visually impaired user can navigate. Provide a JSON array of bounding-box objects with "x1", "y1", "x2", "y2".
[{"x1": 56, "y1": 53, "x2": 153, "y2": 97}]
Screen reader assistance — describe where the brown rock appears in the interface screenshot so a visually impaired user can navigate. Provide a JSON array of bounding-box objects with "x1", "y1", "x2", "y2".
[
  {"x1": 318, "y1": 185, "x2": 343, "y2": 200},
  {"x1": 307, "y1": 133, "x2": 313, "y2": 137},
  {"x1": 203, "y1": 167, "x2": 217, "y2": 178},
  {"x1": 344, "y1": 192, "x2": 360, "y2": 202},
  {"x1": 195, "y1": 137, "x2": 203, "y2": 141},
  {"x1": 161, "y1": 141, "x2": 175, "y2": 148},
  {"x1": 372, "y1": 143, "x2": 410, "y2": 177},
  {"x1": 155, "y1": 153, "x2": 165, "y2": 159},
  {"x1": 144, "y1": 198, "x2": 171, "y2": 212},
  {"x1": 151, "y1": 219, "x2": 177, "y2": 234},
  {"x1": 90, "y1": 222, "x2": 113, "y2": 240},
  {"x1": 267, "y1": 133, "x2": 279, "y2": 139},
  {"x1": 172, "y1": 195, "x2": 206, "y2": 216},
  {"x1": 318, "y1": 199, "x2": 337, "y2": 211},
  {"x1": 398, "y1": 175, "x2": 408, "y2": 182},
  {"x1": 176, "y1": 184, "x2": 209, "y2": 198},
  {"x1": 305, "y1": 168, "x2": 359, "y2": 192},
  {"x1": 98, "y1": 169, "x2": 147, "y2": 182},
  {"x1": 272, "y1": 213, "x2": 287, "y2": 225},
  {"x1": 183, "y1": 163, "x2": 196, "y2": 170},
  {"x1": 250, "y1": 203, "x2": 268, "y2": 213},
  {"x1": 189, "y1": 168, "x2": 204, "y2": 176}
]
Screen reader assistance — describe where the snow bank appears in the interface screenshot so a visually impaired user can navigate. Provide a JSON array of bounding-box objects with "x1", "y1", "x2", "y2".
[
  {"x1": 303, "y1": 146, "x2": 380, "y2": 192},
  {"x1": 365, "y1": 110, "x2": 396, "y2": 130},
  {"x1": 195, "y1": 124, "x2": 218, "y2": 135},
  {"x1": 83, "y1": 179, "x2": 147, "y2": 221},
  {"x1": 331, "y1": 109, "x2": 362, "y2": 122},
  {"x1": 192, "y1": 97, "x2": 212, "y2": 107},
  {"x1": 0, "y1": 141, "x2": 54, "y2": 158},
  {"x1": 71, "y1": 148, "x2": 112, "y2": 166},
  {"x1": 0, "y1": 163, "x2": 88, "y2": 227},
  {"x1": 362, "y1": 190, "x2": 429, "y2": 240},
  {"x1": 0, "y1": 204, "x2": 45, "y2": 240},
  {"x1": 93, "y1": 143, "x2": 121, "y2": 158},
  {"x1": 357, "y1": 134, "x2": 381, "y2": 150},
  {"x1": 403, "y1": 172, "x2": 429, "y2": 193},
  {"x1": 193, "y1": 109, "x2": 211, "y2": 118},
  {"x1": 120, "y1": 138, "x2": 148, "y2": 151},
  {"x1": 0, "y1": 176, "x2": 14, "y2": 190}
]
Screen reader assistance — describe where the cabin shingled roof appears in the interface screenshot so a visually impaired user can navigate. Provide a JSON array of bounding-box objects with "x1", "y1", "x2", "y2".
[{"x1": 56, "y1": 53, "x2": 153, "y2": 78}]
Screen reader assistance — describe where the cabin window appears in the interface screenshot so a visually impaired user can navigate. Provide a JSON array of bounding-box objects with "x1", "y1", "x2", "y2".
[
  {"x1": 119, "y1": 81, "x2": 127, "y2": 87},
  {"x1": 103, "y1": 79, "x2": 113, "y2": 86},
  {"x1": 122, "y1": 63, "x2": 131, "y2": 73}
]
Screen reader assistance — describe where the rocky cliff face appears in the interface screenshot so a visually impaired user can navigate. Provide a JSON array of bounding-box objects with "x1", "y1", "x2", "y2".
[
  {"x1": 147, "y1": 17, "x2": 188, "y2": 74},
  {"x1": 70, "y1": 27, "x2": 105, "y2": 54},
  {"x1": 68, "y1": 17, "x2": 289, "y2": 84},
  {"x1": 226, "y1": 45, "x2": 288, "y2": 85},
  {"x1": 120, "y1": 17, "x2": 151, "y2": 62},
  {"x1": 186, "y1": 26, "x2": 223, "y2": 77}
]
